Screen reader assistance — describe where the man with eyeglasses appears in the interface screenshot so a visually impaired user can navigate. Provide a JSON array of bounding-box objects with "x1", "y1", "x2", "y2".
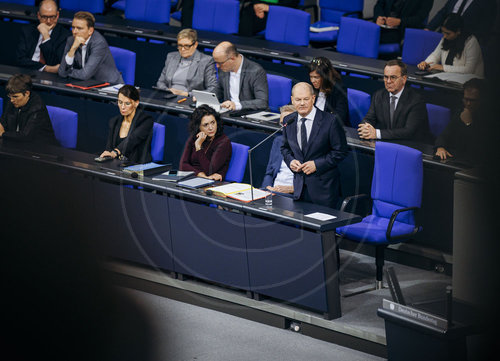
[
  {"x1": 212, "y1": 41, "x2": 268, "y2": 111},
  {"x1": 156, "y1": 28, "x2": 217, "y2": 97},
  {"x1": 358, "y1": 59, "x2": 431, "y2": 143},
  {"x1": 434, "y1": 78, "x2": 485, "y2": 162},
  {"x1": 58, "y1": 11, "x2": 123, "y2": 84},
  {"x1": 16, "y1": 0, "x2": 70, "y2": 73},
  {"x1": 0, "y1": 74, "x2": 57, "y2": 144}
]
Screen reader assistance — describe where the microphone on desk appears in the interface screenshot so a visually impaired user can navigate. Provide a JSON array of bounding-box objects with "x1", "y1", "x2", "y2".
[{"x1": 248, "y1": 117, "x2": 295, "y2": 201}]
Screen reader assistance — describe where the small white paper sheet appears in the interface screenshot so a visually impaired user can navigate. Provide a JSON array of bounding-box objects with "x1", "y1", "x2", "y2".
[{"x1": 305, "y1": 212, "x2": 337, "y2": 221}]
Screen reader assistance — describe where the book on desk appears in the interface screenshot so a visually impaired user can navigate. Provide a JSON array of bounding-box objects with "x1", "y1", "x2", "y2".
[
  {"x1": 122, "y1": 162, "x2": 171, "y2": 176},
  {"x1": 207, "y1": 183, "x2": 270, "y2": 202},
  {"x1": 65, "y1": 79, "x2": 111, "y2": 90}
]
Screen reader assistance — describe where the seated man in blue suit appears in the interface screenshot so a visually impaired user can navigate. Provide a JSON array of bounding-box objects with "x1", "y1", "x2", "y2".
[
  {"x1": 281, "y1": 82, "x2": 348, "y2": 209},
  {"x1": 58, "y1": 11, "x2": 123, "y2": 84},
  {"x1": 261, "y1": 104, "x2": 296, "y2": 194}
]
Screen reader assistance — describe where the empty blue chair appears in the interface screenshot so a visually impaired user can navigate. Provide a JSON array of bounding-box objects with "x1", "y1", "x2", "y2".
[
  {"x1": 151, "y1": 122, "x2": 165, "y2": 162},
  {"x1": 402, "y1": 28, "x2": 443, "y2": 66},
  {"x1": 192, "y1": 0, "x2": 239, "y2": 34},
  {"x1": 46, "y1": 106, "x2": 78, "y2": 149},
  {"x1": 309, "y1": 0, "x2": 363, "y2": 45},
  {"x1": 125, "y1": 0, "x2": 171, "y2": 24},
  {"x1": 0, "y1": 98, "x2": 3, "y2": 116},
  {"x1": 112, "y1": 0, "x2": 126, "y2": 11},
  {"x1": 109, "y1": 46, "x2": 136, "y2": 85},
  {"x1": 265, "y1": 6, "x2": 310, "y2": 46},
  {"x1": 337, "y1": 142, "x2": 423, "y2": 289},
  {"x1": 347, "y1": 88, "x2": 371, "y2": 128},
  {"x1": 267, "y1": 74, "x2": 292, "y2": 113},
  {"x1": 59, "y1": 0, "x2": 104, "y2": 13},
  {"x1": 427, "y1": 103, "x2": 451, "y2": 138},
  {"x1": 225, "y1": 142, "x2": 249, "y2": 183},
  {"x1": 337, "y1": 17, "x2": 380, "y2": 58},
  {"x1": 7, "y1": 0, "x2": 34, "y2": 4}
]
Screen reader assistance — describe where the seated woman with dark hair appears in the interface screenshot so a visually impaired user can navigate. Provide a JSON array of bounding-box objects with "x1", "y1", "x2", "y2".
[
  {"x1": 307, "y1": 57, "x2": 348, "y2": 125},
  {"x1": 179, "y1": 104, "x2": 232, "y2": 181},
  {"x1": 100, "y1": 85, "x2": 153, "y2": 164},
  {"x1": 417, "y1": 14, "x2": 484, "y2": 77}
]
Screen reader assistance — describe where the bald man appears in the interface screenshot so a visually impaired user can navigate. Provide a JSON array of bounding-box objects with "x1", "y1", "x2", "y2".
[
  {"x1": 16, "y1": 0, "x2": 71, "y2": 73},
  {"x1": 212, "y1": 41, "x2": 268, "y2": 111},
  {"x1": 281, "y1": 82, "x2": 348, "y2": 209}
]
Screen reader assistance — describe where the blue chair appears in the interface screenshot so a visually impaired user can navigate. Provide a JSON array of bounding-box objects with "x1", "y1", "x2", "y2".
[
  {"x1": 427, "y1": 103, "x2": 451, "y2": 138},
  {"x1": 109, "y1": 46, "x2": 136, "y2": 85},
  {"x1": 402, "y1": 28, "x2": 443, "y2": 66},
  {"x1": 337, "y1": 17, "x2": 380, "y2": 58},
  {"x1": 265, "y1": 6, "x2": 310, "y2": 46},
  {"x1": 7, "y1": 0, "x2": 34, "y2": 4},
  {"x1": 59, "y1": 0, "x2": 104, "y2": 13},
  {"x1": 266, "y1": 74, "x2": 292, "y2": 113},
  {"x1": 309, "y1": 0, "x2": 363, "y2": 45},
  {"x1": 46, "y1": 106, "x2": 78, "y2": 149},
  {"x1": 151, "y1": 122, "x2": 165, "y2": 162},
  {"x1": 125, "y1": 0, "x2": 171, "y2": 24},
  {"x1": 192, "y1": 0, "x2": 239, "y2": 34},
  {"x1": 347, "y1": 88, "x2": 371, "y2": 128},
  {"x1": 225, "y1": 142, "x2": 249, "y2": 183},
  {"x1": 337, "y1": 142, "x2": 423, "y2": 289},
  {"x1": 0, "y1": 97, "x2": 3, "y2": 116},
  {"x1": 112, "y1": 0, "x2": 126, "y2": 11}
]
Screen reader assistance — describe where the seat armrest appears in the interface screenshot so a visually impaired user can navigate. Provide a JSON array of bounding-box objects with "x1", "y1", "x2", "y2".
[
  {"x1": 340, "y1": 193, "x2": 370, "y2": 213},
  {"x1": 386, "y1": 206, "x2": 420, "y2": 242}
]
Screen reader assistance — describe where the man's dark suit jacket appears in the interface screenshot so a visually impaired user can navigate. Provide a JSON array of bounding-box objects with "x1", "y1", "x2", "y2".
[
  {"x1": 16, "y1": 23, "x2": 70, "y2": 70},
  {"x1": 58, "y1": 30, "x2": 123, "y2": 84},
  {"x1": 216, "y1": 57, "x2": 268, "y2": 111},
  {"x1": 261, "y1": 135, "x2": 285, "y2": 188},
  {"x1": 0, "y1": 92, "x2": 58, "y2": 145},
  {"x1": 427, "y1": 0, "x2": 496, "y2": 47},
  {"x1": 281, "y1": 108, "x2": 348, "y2": 209},
  {"x1": 374, "y1": 0, "x2": 433, "y2": 36},
  {"x1": 314, "y1": 82, "x2": 349, "y2": 126},
  {"x1": 105, "y1": 111, "x2": 153, "y2": 164},
  {"x1": 363, "y1": 86, "x2": 431, "y2": 143}
]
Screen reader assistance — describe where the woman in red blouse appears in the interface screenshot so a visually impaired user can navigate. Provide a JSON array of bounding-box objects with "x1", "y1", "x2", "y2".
[{"x1": 179, "y1": 104, "x2": 232, "y2": 181}]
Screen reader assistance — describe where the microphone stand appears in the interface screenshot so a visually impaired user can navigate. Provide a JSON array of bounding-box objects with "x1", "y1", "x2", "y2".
[{"x1": 248, "y1": 120, "x2": 293, "y2": 201}]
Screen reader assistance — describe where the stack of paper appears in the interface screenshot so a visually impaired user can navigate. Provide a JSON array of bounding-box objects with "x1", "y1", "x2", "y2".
[{"x1": 207, "y1": 183, "x2": 270, "y2": 202}]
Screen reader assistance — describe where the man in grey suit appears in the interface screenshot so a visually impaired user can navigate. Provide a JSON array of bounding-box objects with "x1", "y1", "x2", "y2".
[
  {"x1": 358, "y1": 59, "x2": 431, "y2": 143},
  {"x1": 156, "y1": 28, "x2": 217, "y2": 97},
  {"x1": 58, "y1": 11, "x2": 123, "y2": 84},
  {"x1": 212, "y1": 41, "x2": 268, "y2": 111}
]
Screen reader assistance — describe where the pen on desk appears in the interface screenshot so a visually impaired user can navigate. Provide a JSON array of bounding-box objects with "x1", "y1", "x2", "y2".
[{"x1": 177, "y1": 98, "x2": 187, "y2": 103}]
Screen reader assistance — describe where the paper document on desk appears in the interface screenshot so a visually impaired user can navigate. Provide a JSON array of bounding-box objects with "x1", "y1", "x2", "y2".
[
  {"x1": 305, "y1": 212, "x2": 337, "y2": 221},
  {"x1": 99, "y1": 84, "x2": 125, "y2": 93},
  {"x1": 424, "y1": 72, "x2": 481, "y2": 85},
  {"x1": 207, "y1": 183, "x2": 270, "y2": 202}
]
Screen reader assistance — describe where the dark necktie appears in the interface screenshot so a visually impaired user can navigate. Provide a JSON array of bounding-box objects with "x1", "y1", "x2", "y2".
[
  {"x1": 300, "y1": 117, "x2": 308, "y2": 151},
  {"x1": 457, "y1": 0, "x2": 467, "y2": 16},
  {"x1": 390, "y1": 95, "x2": 396, "y2": 127}
]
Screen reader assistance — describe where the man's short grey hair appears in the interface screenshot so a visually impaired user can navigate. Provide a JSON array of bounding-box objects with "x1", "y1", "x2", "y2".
[
  {"x1": 291, "y1": 82, "x2": 314, "y2": 96},
  {"x1": 279, "y1": 104, "x2": 296, "y2": 114}
]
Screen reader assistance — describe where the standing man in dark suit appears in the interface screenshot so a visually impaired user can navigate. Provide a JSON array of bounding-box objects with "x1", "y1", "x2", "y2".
[
  {"x1": 374, "y1": 0, "x2": 433, "y2": 44},
  {"x1": 281, "y1": 82, "x2": 348, "y2": 209},
  {"x1": 425, "y1": 0, "x2": 496, "y2": 48},
  {"x1": 239, "y1": 0, "x2": 300, "y2": 37},
  {"x1": 16, "y1": 0, "x2": 70, "y2": 73},
  {"x1": 358, "y1": 59, "x2": 431, "y2": 143},
  {"x1": 212, "y1": 41, "x2": 268, "y2": 111},
  {"x1": 58, "y1": 11, "x2": 123, "y2": 84}
]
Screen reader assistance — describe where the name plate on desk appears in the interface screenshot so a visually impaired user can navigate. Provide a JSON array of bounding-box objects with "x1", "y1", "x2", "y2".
[{"x1": 382, "y1": 299, "x2": 448, "y2": 330}]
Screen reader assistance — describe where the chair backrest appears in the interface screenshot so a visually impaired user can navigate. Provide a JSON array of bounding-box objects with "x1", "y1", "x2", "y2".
[
  {"x1": 125, "y1": 0, "x2": 171, "y2": 24},
  {"x1": 347, "y1": 88, "x2": 371, "y2": 128},
  {"x1": 0, "y1": 97, "x2": 3, "y2": 116},
  {"x1": 402, "y1": 28, "x2": 442, "y2": 66},
  {"x1": 266, "y1": 74, "x2": 292, "y2": 113},
  {"x1": 225, "y1": 142, "x2": 249, "y2": 182},
  {"x1": 46, "y1": 105, "x2": 78, "y2": 149},
  {"x1": 265, "y1": 6, "x2": 310, "y2": 46},
  {"x1": 109, "y1": 46, "x2": 136, "y2": 85},
  {"x1": 192, "y1": 0, "x2": 240, "y2": 34},
  {"x1": 151, "y1": 122, "x2": 165, "y2": 162},
  {"x1": 337, "y1": 17, "x2": 380, "y2": 58},
  {"x1": 59, "y1": 0, "x2": 104, "y2": 13},
  {"x1": 371, "y1": 142, "x2": 423, "y2": 225},
  {"x1": 319, "y1": 0, "x2": 363, "y2": 23},
  {"x1": 8, "y1": 0, "x2": 35, "y2": 4},
  {"x1": 426, "y1": 103, "x2": 451, "y2": 138}
]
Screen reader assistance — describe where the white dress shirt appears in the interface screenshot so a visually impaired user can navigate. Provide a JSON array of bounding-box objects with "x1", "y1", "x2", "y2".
[
  {"x1": 453, "y1": 0, "x2": 474, "y2": 15},
  {"x1": 376, "y1": 87, "x2": 404, "y2": 139},
  {"x1": 65, "y1": 35, "x2": 91, "y2": 68},
  {"x1": 229, "y1": 55, "x2": 244, "y2": 111},
  {"x1": 297, "y1": 106, "x2": 316, "y2": 149},
  {"x1": 315, "y1": 91, "x2": 326, "y2": 111},
  {"x1": 273, "y1": 160, "x2": 294, "y2": 187}
]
